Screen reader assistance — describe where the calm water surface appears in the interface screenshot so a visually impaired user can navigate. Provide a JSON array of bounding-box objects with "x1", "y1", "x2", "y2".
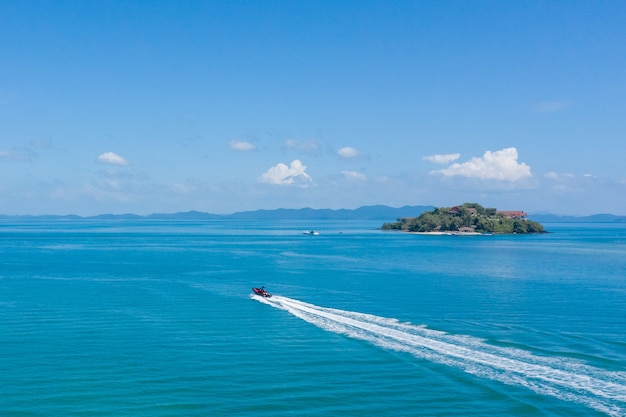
[{"x1": 1, "y1": 219, "x2": 625, "y2": 416}]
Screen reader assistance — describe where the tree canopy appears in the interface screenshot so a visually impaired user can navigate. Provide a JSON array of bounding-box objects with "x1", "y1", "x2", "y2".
[{"x1": 381, "y1": 203, "x2": 545, "y2": 234}]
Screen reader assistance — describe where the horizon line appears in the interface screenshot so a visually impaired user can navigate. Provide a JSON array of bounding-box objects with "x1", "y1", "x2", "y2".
[{"x1": 1, "y1": 205, "x2": 625, "y2": 219}]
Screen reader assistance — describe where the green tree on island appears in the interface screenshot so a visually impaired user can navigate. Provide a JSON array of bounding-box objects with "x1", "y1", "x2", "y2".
[{"x1": 381, "y1": 203, "x2": 545, "y2": 234}]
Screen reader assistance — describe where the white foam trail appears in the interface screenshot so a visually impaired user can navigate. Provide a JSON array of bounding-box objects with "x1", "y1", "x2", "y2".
[{"x1": 253, "y1": 295, "x2": 626, "y2": 416}]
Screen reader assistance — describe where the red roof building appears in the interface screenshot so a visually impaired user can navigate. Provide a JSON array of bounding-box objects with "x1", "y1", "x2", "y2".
[{"x1": 496, "y1": 210, "x2": 527, "y2": 219}]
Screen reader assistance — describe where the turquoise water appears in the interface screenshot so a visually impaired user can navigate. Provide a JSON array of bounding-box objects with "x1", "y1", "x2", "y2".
[{"x1": 1, "y1": 219, "x2": 625, "y2": 416}]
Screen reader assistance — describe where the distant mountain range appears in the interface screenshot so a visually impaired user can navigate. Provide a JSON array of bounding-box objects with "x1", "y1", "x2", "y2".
[
  {"x1": 0, "y1": 205, "x2": 434, "y2": 221},
  {"x1": 1, "y1": 206, "x2": 625, "y2": 222},
  {"x1": 527, "y1": 213, "x2": 626, "y2": 223},
  {"x1": 227, "y1": 205, "x2": 435, "y2": 220}
]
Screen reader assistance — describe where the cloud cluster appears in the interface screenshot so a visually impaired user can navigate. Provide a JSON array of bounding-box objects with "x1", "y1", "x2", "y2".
[
  {"x1": 283, "y1": 139, "x2": 321, "y2": 155},
  {"x1": 337, "y1": 146, "x2": 364, "y2": 160},
  {"x1": 341, "y1": 170, "x2": 366, "y2": 181},
  {"x1": 97, "y1": 152, "x2": 129, "y2": 166},
  {"x1": 429, "y1": 147, "x2": 531, "y2": 181},
  {"x1": 229, "y1": 140, "x2": 256, "y2": 151},
  {"x1": 423, "y1": 153, "x2": 460, "y2": 164},
  {"x1": 259, "y1": 159, "x2": 312, "y2": 186}
]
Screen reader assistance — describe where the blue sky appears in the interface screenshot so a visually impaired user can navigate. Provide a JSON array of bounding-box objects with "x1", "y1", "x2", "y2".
[{"x1": 1, "y1": 1, "x2": 625, "y2": 216}]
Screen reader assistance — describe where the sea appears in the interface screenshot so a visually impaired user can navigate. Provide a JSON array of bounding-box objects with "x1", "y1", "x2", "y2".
[{"x1": 1, "y1": 218, "x2": 625, "y2": 416}]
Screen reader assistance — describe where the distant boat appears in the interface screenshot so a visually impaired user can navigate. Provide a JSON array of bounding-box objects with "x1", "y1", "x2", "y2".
[{"x1": 303, "y1": 230, "x2": 319, "y2": 235}]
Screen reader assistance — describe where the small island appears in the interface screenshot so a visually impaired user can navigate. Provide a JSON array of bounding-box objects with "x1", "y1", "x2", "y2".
[{"x1": 381, "y1": 203, "x2": 545, "y2": 234}]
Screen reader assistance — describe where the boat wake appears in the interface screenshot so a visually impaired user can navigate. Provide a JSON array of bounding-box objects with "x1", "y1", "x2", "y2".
[{"x1": 254, "y1": 295, "x2": 626, "y2": 416}]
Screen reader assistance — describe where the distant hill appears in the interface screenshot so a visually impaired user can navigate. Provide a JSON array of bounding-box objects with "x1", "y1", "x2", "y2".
[
  {"x1": 147, "y1": 210, "x2": 223, "y2": 220},
  {"x1": 528, "y1": 213, "x2": 626, "y2": 223},
  {"x1": 228, "y1": 205, "x2": 434, "y2": 220}
]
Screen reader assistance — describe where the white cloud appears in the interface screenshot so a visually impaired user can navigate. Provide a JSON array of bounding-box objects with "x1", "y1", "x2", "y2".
[
  {"x1": 283, "y1": 139, "x2": 321, "y2": 154},
  {"x1": 431, "y1": 147, "x2": 531, "y2": 181},
  {"x1": 0, "y1": 148, "x2": 33, "y2": 161},
  {"x1": 171, "y1": 183, "x2": 197, "y2": 193},
  {"x1": 30, "y1": 139, "x2": 54, "y2": 150},
  {"x1": 97, "y1": 151, "x2": 129, "y2": 166},
  {"x1": 0, "y1": 150, "x2": 19, "y2": 160},
  {"x1": 337, "y1": 146, "x2": 360, "y2": 159},
  {"x1": 259, "y1": 159, "x2": 312, "y2": 185},
  {"x1": 341, "y1": 170, "x2": 366, "y2": 181},
  {"x1": 545, "y1": 172, "x2": 575, "y2": 181},
  {"x1": 229, "y1": 140, "x2": 256, "y2": 151},
  {"x1": 534, "y1": 100, "x2": 572, "y2": 113},
  {"x1": 423, "y1": 153, "x2": 461, "y2": 164}
]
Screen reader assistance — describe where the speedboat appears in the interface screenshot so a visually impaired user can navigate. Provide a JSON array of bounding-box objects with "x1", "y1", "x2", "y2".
[
  {"x1": 252, "y1": 286, "x2": 272, "y2": 298},
  {"x1": 303, "y1": 230, "x2": 319, "y2": 235}
]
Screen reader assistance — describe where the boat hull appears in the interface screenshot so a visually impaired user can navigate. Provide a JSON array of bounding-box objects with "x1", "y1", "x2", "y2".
[{"x1": 252, "y1": 287, "x2": 272, "y2": 298}]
